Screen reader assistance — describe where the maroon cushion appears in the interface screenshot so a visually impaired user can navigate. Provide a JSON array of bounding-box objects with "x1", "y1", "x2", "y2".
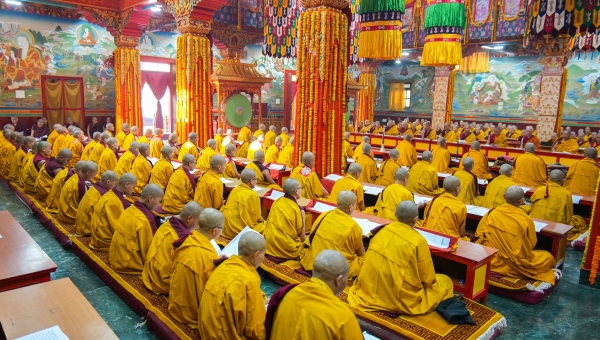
[{"x1": 489, "y1": 276, "x2": 560, "y2": 305}]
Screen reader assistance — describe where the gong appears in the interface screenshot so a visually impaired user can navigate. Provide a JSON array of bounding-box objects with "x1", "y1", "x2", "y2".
[{"x1": 221, "y1": 93, "x2": 252, "y2": 128}]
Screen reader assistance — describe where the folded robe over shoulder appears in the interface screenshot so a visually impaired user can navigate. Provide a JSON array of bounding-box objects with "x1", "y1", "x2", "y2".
[
  {"x1": 422, "y1": 193, "x2": 467, "y2": 238},
  {"x1": 89, "y1": 188, "x2": 128, "y2": 252},
  {"x1": 328, "y1": 175, "x2": 365, "y2": 209},
  {"x1": 264, "y1": 195, "x2": 304, "y2": 260},
  {"x1": 162, "y1": 167, "x2": 196, "y2": 214},
  {"x1": 220, "y1": 182, "x2": 264, "y2": 238},
  {"x1": 565, "y1": 157, "x2": 600, "y2": 196},
  {"x1": 194, "y1": 170, "x2": 224, "y2": 210},
  {"x1": 58, "y1": 173, "x2": 88, "y2": 224},
  {"x1": 374, "y1": 184, "x2": 414, "y2": 221},
  {"x1": 75, "y1": 182, "x2": 108, "y2": 236},
  {"x1": 374, "y1": 159, "x2": 401, "y2": 187},
  {"x1": 511, "y1": 152, "x2": 548, "y2": 187},
  {"x1": 291, "y1": 164, "x2": 327, "y2": 199},
  {"x1": 149, "y1": 158, "x2": 174, "y2": 190},
  {"x1": 46, "y1": 168, "x2": 74, "y2": 213},
  {"x1": 406, "y1": 161, "x2": 444, "y2": 196},
  {"x1": 396, "y1": 140, "x2": 418, "y2": 168},
  {"x1": 476, "y1": 174, "x2": 515, "y2": 209}
]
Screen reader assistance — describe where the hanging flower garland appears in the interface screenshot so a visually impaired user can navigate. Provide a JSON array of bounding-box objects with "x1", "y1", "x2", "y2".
[{"x1": 114, "y1": 39, "x2": 142, "y2": 130}]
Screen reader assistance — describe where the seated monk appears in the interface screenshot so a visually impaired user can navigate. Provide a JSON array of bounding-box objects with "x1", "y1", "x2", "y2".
[
  {"x1": 8, "y1": 135, "x2": 27, "y2": 182},
  {"x1": 374, "y1": 149, "x2": 401, "y2": 186},
  {"x1": 143, "y1": 202, "x2": 203, "y2": 295},
  {"x1": 137, "y1": 128, "x2": 153, "y2": 144},
  {"x1": 453, "y1": 157, "x2": 480, "y2": 205},
  {"x1": 511, "y1": 143, "x2": 548, "y2": 187},
  {"x1": 197, "y1": 139, "x2": 218, "y2": 172},
  {"x1": 89, "y1": 132, "x2": 109, "y2": 163},
  {"x1": 359, "y1": 120, "x2": 372, "y2": 133},
  {"x1": 195, "y1": 155, "x2": 226, "y2": 209},
  {"x1": 268, "y1": 250, "x2": 362, "y2": 339},
  {"x1": 57, "y1": 161, "x2": 98, "y2": 224},
  {"x1": 487, "y1": 126, "x2": 508, "y2": 147},
  {"x1": 60, "y1": 126, "x2": 75, "y2": 151},
  {"x1": 213, "y1": 128, "x2": 224, "y2": 150},
  {"x1": 162, "y1": 154, "x2": 197, "y2": 214},
  {"x1": 431, "y1": 137, "x2": 452, "y2": 174},
  {"x1": 238, "y1": 121, "x2": 253, "y2": 142},
  {"x1": 398, "y1": 121, "x2": 413, "y2": 137},
  {"x1": 178, "y1": 132, "x2": 199, "y2": 162},
  {"x1": 406, "y1": 151, "x2": 445, "y2": 196},
  {"x1": 301, "y1": 191, "x2": 365, "y2": 279},
  {"x1": 199, "y1": 232, "x2": 267, "y2": 338},
  {"x1": 46, "y1": 161, "x2": 82, "y2": 213},
  {"x1": 420, "y1": 121, "x2": 437, "y2": 140},
  {"x1": 477, "y1": 164, "x2": 516, "y2": 209},
  {"x1": 385, "y1": 120, "x2": 399, "y2": 136},
  {"x1": 244, "y1": 150, "x2": 282, "y2": 190},
  {"x1": 36, "y1": 149, "x2": 72, "y2": 201},
  {"x1": 221, "y1": 169, "x2": 265, "y2": 238},
  {"x1": 348, "y1": 201, "x2": 454, "y2": 315},
  {"x1": 131, "y1": 143, "x2": 153, "y2": 194},
  {"x1": 353, "y1": 135, "x2": 374, "y2": 159},
  {"x1": 114, "y1": 141, "x2": 140, "y2": 177},
  {"x1": 290, "y1": 151, "x2": 329, "y2": 199},
  {"x1": 277, "y1": 137, "x2": 295, "y2": 168},
  {"x1": 236, "y1": 136, "x2": 253, "y2": 158},
  {"x1": 375, "y1": 168, "x2": 424, "y2": 221},
  {"x1": 530, "y1": 170, "x2": 589, "y2": 243},
  {"x1": 89, "y1": 173, "x2": 136, "y2": 252},
  {"x1": 329, "y1": 163, "x2": 365, "y2": 211},
  {"x1": 264, "y1": 178, "x2": 306, "y2": 260},
  {"x1": 46, "y1": 124, "x2": 58, "y2": 145},
  {"x1": 169, "y1": 208, "x2": 223, "y2": 328},
  {"x1": 520, "y1": 126, "x2": 541, "y2": 149},
  {"x1": 247, "y1": 134, "x2": 265, "y2": 161},
  {"x1": 422, "y1": 176, "x2": 468, "y2": 239},
  {"x1": 441, "y1": 123, "x2": 453, "y2": 141},
  {"x1": 460, "y1": 128, "x2": 476, "y2": 143},
  {"x1": 342, "y1": 132, "x2": 354, "y2": 164},
  {"x1": 396, "y1": 134, "x2": 418, "y2": 167},
  {"x1": 565, "y1": 148, "x2": 600, "y2": 196},
  {"x1": 94, "y1": 137, "x2": 120, "y2": 182},
  {"x1": 1, "y1": 132, "x2": 19, "y2": 176},
  {"x1": 75, "y1": 170, "x2": 116, "y2": 236},
  {"x1": 265, "y1": 136, "x2": 282, "y2": 164},
  {"x1": 109, "y1": 184, "x2": 164, "y2": 275},
  {"x1": 82, "y1": 132, "x2": 100, "y2": 161},
  {"x1": 148, "y1": 146, "x2": 174, "y2": 190},
  {"x1": 552, "y1": 130, "x2": 579, "y2": 154},
  {"x1": 577, "y1": 131, "x2": 590, "y2": 149},
  {"x1": 355, "y1": 143, "x2": 377, "y2": 184},
  {"x1": 476, "y1": 186, "x2": 558, "y2": 285},
  {"x1": 115, "y1": 123, "x2": 130, "y2": 147},
  {"x1": 459, "y1": 141, "x2": 492, "y2": 179},
  {"x1": 50, "y1": 127, "x2": 67, "y2": 158},
  {"x1": 14, "y1": 139, "x2": 35, "y2": 188},
  {"x1": 67, "y1": 129, "x2": 85, "y2": 168},
  {"x1": 22, "y1": 141, "x2": 50, "y2": 194},
  {"x1": 223, "y1": 144, "x2": 240, "y2": 179},
  {"x1": 168, "y1": 133, "x2": 181, "y2": 160},
  {"x1": 279, "y1": 127, "x2": 291, "y2": 147},
  {"x1": 122, "y1": 126, "x2": 139, "y2": 150},
  {"x1": 371, "y1": 121, "x2": 383, "y2": 134},
  {"x1": 149, "y1": 128, "x2": 164, "y2": 159},
  {"x1": 264, "y1": 125, "x2": 277, "y2": 149}
]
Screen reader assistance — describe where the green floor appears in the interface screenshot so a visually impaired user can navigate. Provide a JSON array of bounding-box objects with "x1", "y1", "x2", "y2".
[{"x1": 2, "y1": 182, "x2": 599, "y2": 339}]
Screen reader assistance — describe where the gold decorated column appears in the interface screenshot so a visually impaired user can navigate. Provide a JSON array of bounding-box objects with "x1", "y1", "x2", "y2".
[
  {"x1": 114, "y1": 35, "x2": 143, "y2": 130},
  {"x1": 535, "y1": 56, "x2": 568, "y2": 142},
  {"x1": 356, "y1": 62, "x2": 378, "y2": 127},
  {"x1": 431, "y1": 66, "x2": 456, "y2": 131}
]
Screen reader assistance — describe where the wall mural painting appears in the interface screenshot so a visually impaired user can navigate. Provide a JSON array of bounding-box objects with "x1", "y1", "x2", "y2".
[
  {"x1": 375, "y1": 62, "x2": 434, "y2": 113},
  {"x1": 138, "y1": 31, "x2": 177, "y2": 59}
]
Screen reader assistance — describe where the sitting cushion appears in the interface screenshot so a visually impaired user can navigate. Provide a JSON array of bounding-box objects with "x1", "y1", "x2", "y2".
[{"x1": 488, "y1": 271, "x2": 559, "y2": 305}]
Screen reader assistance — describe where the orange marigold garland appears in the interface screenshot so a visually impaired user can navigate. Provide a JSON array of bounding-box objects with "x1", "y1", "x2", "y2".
[{"x1": 114, "y1": 44, "x2": 142, "y2": 130}]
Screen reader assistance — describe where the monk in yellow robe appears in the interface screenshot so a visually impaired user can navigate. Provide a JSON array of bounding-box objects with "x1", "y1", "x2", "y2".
[
  {"x1": 162, "y1": 154, "x2": 197, "y2": 214},
  {"x1": 195, "y1": 155, "x2": 226, "y2": 209},
  {"x1": 512, "y1": 143, "x2": 548, "y2": 187},
  {"x1": 459, "y1": 141, "x2": 492, "y2": 179},
  {"x1": 178, "y1": 132, "x2": 199, "y2": 162},
  {"x1": 349, "y1": 201, "x2": 454, "y2": 315},
  {"x1": 301, "y1": 191, "x2": 366, "y2": 279},
  {"x1": 396, "y1": 134, "x2": 418, "y2": 167},
  {"x1": 268, "y1": 250, "x2": 362, "y2": 339},
  {"x1": 577, "y1": 133, "x2": 590, "y2": 149},
  {"x1": 460, "y1": 129, "x2": 477, "y2": 143},
  {"x1": 552, "y1": 130, "x2": 579, "y2": 154},
  {"x1": 289, "y1": 151, "x2": 328, "y2": 199},
  {"x1": 168, "y1": 133, "x2": 181, "y2": 160},
  {"x1": 57, "y1": 161, "x2": 98, "y2": 224},
  {"x1": 519, "y1": 126, "x2": 541, "y2": 149},
  {"x1": 81, "y1": 132, "x2": 99, "y2": 161},
  {"x1": 440, "y1": 123, "x2": 452, "y2": 140},
  {"x1": 104, "y1": 123, "x2": 115, "y2": 138},
  {"x1": 137, "y1": 128, "x2": 152, "y2": 145},
  {"x1": 238, "y1": 122, "x2": 253, "y2": 142},
  {"x1": 149, "y1": 146, "x2": 174, "y2": 190},
  {"x1": 385, "y1": 120, "x2": 399, "y2": 136},
  {"x1": 60, "y1": 126, "x2": 75, "y2": 150},
  {"x1": 169, "y1": 208, "x2": 223, "y2": 328},
  {"x1": 329, "y1": 163, "x2": 365, "y2": 211},
  {"x1": 131, "y1": 143, "x2": 153, "y2": 194},
  {"x1": 342, "y1": 132, "x2": 354, "y2": 165},
  {"x1": 398, "y1": 121, "x2": 414, "y2": 138},
  {"x1": 356, "y1": 143, "x2": 377, "y2": 184},
  {"x1": 264, "y1": 125, "x2": 277, "y2": 149},
  {"x1": 374, "y1": 168, "x2": 418, "y2": 221},
  {"x1": 67, "y1": 129, "x2": 85, "y2": 168},
  {"x1": 422, "y1": 176, "x2": 468, "y2": 238},
  {"x1": 149, "y1": 128, "x2": 164, "y2": 159},
  {"x1": 109, "y1": 184, "x2": 164, "y2": 275},
  {"x1": 476, "y1": 186, "x2": 558, "y2": 285},
  {"x1": 264, "y1": 178, "x2": 306, "y2": 260},
  {"x1": 197, "y1": 139, "x2": 218, "y2": 171},
  {"x1": 245, "y1": 150, "x2": 282, "y2": 190},
  {"x1": 75, "y1": 170, "x2": 116, "y2": 236},
  {"x1": 8, "y1": 135, "x2": 27, "y2": 182},
  {"x1": 406, "y1": 151, "x2": 445, "y2": 196},
  {"x1": 254, "y1": 123, "x2": 266, "y2": 138},
  {"x1": 359, "y1": 120, "x2": 372, "y2": 133},
  {"x1": 46, "y1": 162, "x2": 81, "y2": 213},
  {"x1": 199, "y1": 232, "x2": 267, "y2": 338},
  {"x1": 213, "y1": 128, "x2": 224, "y2": 151},
  {"x1": 0, "y1": 131, "x2": 17, "y2": 176},
  {"x1": 530, "y1": 170, "x2": 589, "y2": 242},
  {"x1": 22, "y1": 142, "x2": 50, "y2": 194},
  {"x1": 265, "y1": 136, "x2": 282, "y2": 164},
  {"x1": 219, "y1": 129, "x2": 235, "y2": 155},
  {"x1": 279, "y1": 127, "x2": 291, "y2": 147},
  {"x1": 371, "y1": 121, "x2": 383, "y2": 134},
  {"x1": 488, "y1": 126, "x2": 508, "y2": 147},
  {"x1": 223, "y1": 144, "x2": 240, "y2": 179},
  {"x1": 221, "y1": 169, "x2": 266, "y2": 238},
  {"x1": 36, "y1": 149, "x2": 72, "y2": 201},
  {"x1": 115, "y1": 123, "x2": 131, "y2": 147},
  {"x1": 453, "y1": 157, "x2": 480, "y2": 205},
  {"x1": 431, "y1": 137, "x2": 452, "y2": 174},
  {"x1": 565, "y1": 147, "x2": 600, "y2": 196},
  {"x1": 374, "y1": 149, "x2": 400, "y2": 186},
  {"x1": 353, "y1": 135, "x2": 374, "y2": 159},
  {"x1": 94, "y1": 137, "x2": 119, "y2": 182},
  {"x1": 447, "y1": 124, "x2": 460, "y2": 142},
  {"x1": 143, "y1": 202, "x2": 202, "y2": 295},
  {"x1": 277, "y1": 137, "x2": 295, "y2": 168},
  {"x1": 420, "y1": 121, "x2": 437, "y2": 140},
  {"x1": 51, "y1": 127, "x2": 67, "y2": 157},
  {"x1": 477, "y1": 164, "x2": 516, "y2": 209},
  {"x1": 46, "y1": 125, "x2": 59, "y2": 146},
  {"x1": 89, "y1": 173, "x2": 136, "y2": 252},
  {"x1": 14, "y1": 139, "x2": 34, "y2": 187},
  {"x1": 236, "y1": 138, "x2": 251, "y2": 158},
  {"x1": 89, "y1": 132, "x2": 109, "y2": 163},
  {"x1": 247, "y1": 135, "x2": 264, "y2": 161},
  {"x1": 114, "y1": 142, "x2": 140, "y2": 177}
]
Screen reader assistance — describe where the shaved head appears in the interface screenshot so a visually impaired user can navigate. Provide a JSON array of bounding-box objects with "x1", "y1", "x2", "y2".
[
  {"x1": 362, "y1": 143, "x2": 371, "y2": 153},
  {"x1": 182, "y1": 154, "x2": 196, "y2": 164},
  {"x1": 107, "y1": 137, "x2": 118, "y2": 148},
  {"x1": 210, "y1": 154, "x2": 226, "y2": 170},
  {"x1": 80, "y1": 161, "x2": 98, "y2": 174},
  {"x1": 57, "y1": 148, "x2": 73, "y2": 159},
  {"x1": 139, "y1": 143, "x2": 150, "y2": 154},
  {"x1": 226, "y1": 143, "x2": 236, "y2": 154},
  {"x1": 119, "y1": 172, "x2": 137, "y2": 185},
  {"x1": 188, "y1": 132, "x2": 198, "y2": 142},
  {"x1": 207, "y1": 139, "x2": 217, "y2": 147},
  {"x1": 422, "y1": 151, "x2": 433, "y2": 162},
  {"x1": 337, "y1": 190, "x2": 357, "y2": 211},
  {"x1": 471, "y1": 141, "x2": 481, "y2": 151},
  {"x1": 101, "y1": 170, "x2": 118, "y2": 184},
  {"x1": 93, "y1": 132, "x2": 101, "y2": 141},
  {"x1": 161, "y1": 145, "x2": 173, "y2": 158},
  {"x1": 238, "y1": 231, "x2": 266, "y2": 265},
  {"x1": 394, "y1": 168, "x2": 409, "y2": 182},
  {"x1": 129, "y1": 141, "x2": 141, "y2": 151},
  {"x1": 389, "y1": 148, "x2": 399, "y2": 160},
  {"x1": 347, "y1": 163, "x2": 362, "y2": 177},
  {"x1": 443, "y1": 176, "x2": 461, "y2": 194},
  {"x1": 585, "y1": 147, "x2": 598, "y2": 158},
  {"x1": 504, "y1": 185, "x2": 525, "y2": 205},
  {"x1": 362, "y1": 136, "x2": 370, "y2": 143},
  {"x1": 302, "y1": 151, "x2": 315, "y2": 164},
  {"x1": 549, "y1": 169, "x2": 565, "y2": 183},
  {"x1": 253, "y1": 150, "x2": 265, "y2": 161},
  {"x1": 462, "y1": 157, "x2": 474, "y2": 170},
  {"x1": 180, "y1": 201, "x2": 203, "y2": 220},
  {"x1": 404, "y1": 134, "x2": 413, "y2": 141},
  {"x1": 438, "y1": 137, "x2": 446, "y2": 147},
  {"x1": 312, "y1": 250, "x2": 349, "y2": 296},
  {"x1": 499, "y1": 164, "x2": 513, "y2": 176},
  {"x1": 525, "y1": 143, "x2": 536, "y2": 153},
  {"x1": 282, "y1": 178, "x2": 300, "y2": 196},
  {"x1": 198, "y1": 208, "x2": 225, "y2": 233},
  {"x1": 395, "y1": 200, "x2": 419, "y2": 225},
  {"x1": 240, "y1": 168, "x2": 256, "y2": 183},
  {"x1": 140, "y1": 183, "x2": 164, "y2": 200}
]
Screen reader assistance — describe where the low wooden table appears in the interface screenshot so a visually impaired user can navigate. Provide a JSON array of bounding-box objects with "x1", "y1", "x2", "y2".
[
  {"x1": 0, "y1": 211, "x2": 57, "y2": 292},
  {"x1": 0, "y1": 278, "x2": 117, "y2": 339}
]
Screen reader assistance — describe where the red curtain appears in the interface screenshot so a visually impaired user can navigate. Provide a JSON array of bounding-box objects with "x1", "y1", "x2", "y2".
[{"x1": 142, "y1": 71, "x2": 170, "y2": 128}]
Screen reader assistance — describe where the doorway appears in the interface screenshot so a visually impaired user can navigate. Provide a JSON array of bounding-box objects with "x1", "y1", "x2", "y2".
[
  {"x1": 140, "y1": 58, "x2": 175, "y2": 135},
  {"x1": 41, "y1": 76, "x2": 86, "y2": 130}
]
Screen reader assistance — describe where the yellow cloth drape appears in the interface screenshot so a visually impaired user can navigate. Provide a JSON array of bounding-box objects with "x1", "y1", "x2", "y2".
[
  {"x1": 460, "y1": 52, "x2": 490, "y2": 74},
  {"x1": 555, "y1": 68, "x2": 568, "y2": 133},
  {"x1": 389, "y1": 83, "x2": 405, "y2": 111},
  {"x1": 44, "y1": 80, "x2": 63, "y2": 129},
  {"x1": 357, "y1": 73, "x2": 376, "y2": 125},
  {"x1": 64, "y1": 80, "x2": 83, "y2": 128}
]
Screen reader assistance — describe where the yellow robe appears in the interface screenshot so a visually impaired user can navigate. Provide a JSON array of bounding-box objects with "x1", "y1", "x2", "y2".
[
  {"x1": 236, "y1": 141, "x2": 250, "y2": 158},
  {"x1": 374, "y1": 159, "x2": 400, "y2": 186},
  {"x1": 81, "y1": 140, "x2": 97, "y2": 161},
  {"x1": 348, "y1": 221, "x2": 454, "y2": 315},
  {"x1": 94, "y1": 148, "x2": 118, "y2": 182},
  {"x1": 51, "y1": 134, "x2": 65, "y2": 157},
  {"x1": 453, "y1": 169, "x2": 478, "y2": 205},
  {"x1": 406, "y1": 161, "x2": 444, "y2": 196},
  {"x1": 356, "y1": 153, "x2": 377, "y2": 184},
  {"x1": 290, "y1": 164, "x2": 327, "y2": 199},
  {"x1": 89, "y1": 141, "x2": 106, "y2": 163},
  {"x1": 300, "y1": 208, "x2": 364, "y2": 278},
  {"x1": 162, "y1": 167, "x2": 196, "y2": 214},
  {"x1": 75, "y1": 185, "x2": 104, "y2": 236},
  {"x1": 238, "y1": 126, "x2": 252, "y2": 142},
  {"x1": 199, "y1": 255, "x2": 266, "y2": 339},
  {"x1": 89, "y1": 189, "x2": 127, "y2": 252},
  {"x1": 194, "y1": 170, "x2": 224, "y2": 209},
  {"x1": 359, "y1": 125, "x2": 372, "y2": 133},
  {"x1": 245, "y1": 161, "x2": 282, "y2": 190},
  {"x1": 169, "y1": 231, "x2": 218, "y2": 328},
  {"x1": 150, "y1": 137, "x2": 163, "y2": 159},
  {"x1": 423, "y1": 129, "x2": 437, "y2": 140},
  {"x1": 47, "y1": 130, "x2": 58, "y2": 146},
  {"x1": 579, "y1": 140, "x2": 590, "y2": 149},
  {"x1": 108, "y1": 203, "x2": 156, "y2": 275},
  {"x1": 224, "y1": 157, "x2": 238, "y2": 179},
  {"x1": 116, "y1": 131, "x2": 127, "y2": 147},
  {"x1": 247, "y1": 140, "x2": 263, "y2": 161},
  {"x1": 277, "y1": 144, "x2": 294, "y2": 168},
  {"x1": 61, "y1": 135, "x2": 74, "y2": 150},
  {"x1": 0, "y1": 142, "x2": 16, "y2": 176},
  {"x1": 431, "y1": 146, "x2": 452, "y2": 173},
  {"x1": 220, "y1": 136, "x2": 234, "y2": 155},
  {"x1": 254, "y1": 129, "x2": 265, "y2": 138},
  {"x1": 58, "y1": 173, "x2": 86, "y2": 224},
  {"x1": 270, "y1": 277, "x2": 362, "y2": 339},
  {"x1": 279, "y1": 132, "x2": 290, "y2": 147},
  {"x1": 565, "y1": 158, "x2": 600, "y2": 196},
  {"x1": 511, "y1": 152, "x2": 548, "y2": 187},
  {"x1": 444, "y1": 130, "x2": 457, "y2": 142},
  {"x1": 374, "y1": 184, "x2": 414, "y2": 221},
  {"x1": 36, "y1": 163, "x2": 60, "y2": 201},
  {"x1": 476, "y1": 131, "x2": 485, "y2": 140},
  {"x1": 490, "y1": 133, "x2": 508, "y2": 147},
  {"x1": 264, "y1": 131, "x2": 276, "y2": 149},
  {"x1": 131, "y1": 155, "x2": 152, "y2": 194},
  {"x1": 476, "y1": 203, "x2": 557, "y2": 284},
  {"x1": 149, "y1": 158, "x2": 173, "y2": 190},
  {"x1": 214, "y1": 135, "x2": 223, "y2": 151},
  {"x1": 68, "y1": 140, "x2": 83, "y2": 168},
  {"x1": 386, "y1": 125, "x2": 399, "y2": 136},
  {"x1": 264, "y1": 196, "x2": 304, "y2": 259},
  {"x1": 21, "y1": 152, "x2": 40, "y2": 194},
  {"x1": 114, "y1": 150, "x2": 136, "y2": 177},
  {"x1": 16, "y1": 151, "x2": 34, "y2": 188},
  {"x1": 142, "y1": 219, "x2": 184, "y2": 294},
  {"x1": 476, "y1": 175, "x2": 515, "y2": 209},
  {"x1": 422, "y1": 193, "x2": 467, "y2": 238},
  {"x1": 553, "y1": 138, "x2": 579, "y2": 154},
  {"x1": 328, "y1": 175, "x2": 365, "y2": 208},
  {"x1": 178, "y1": 141, "x2": 199, "y2": 162},
  {"x1": 396, "y1": 140, "x2": 418, "y2": 168},
  {"x1": 265, "y1": 145, "x2": 280, "y2": 164},
  {"x1": 197, "y1": 147, "x2": 217, "y2": 171},
  {"x1": 46, "y1": 168, "x2": 71, "y2": 213},
  {"x1": 8, "y1": 148, "x2": 26, "y2": 182},
  {"x1": 463, "y1": 132, "x2": 476, "y2": 143},
  {"x1": 482, "y1": 128, "x2": 491, "y2": 136},
  {"x1": 352, "y1": 142, "x2": 375, "y2": 159},
  {"x1": 137, "y1": 135, "x2": 149, "y2": 144},
  {"x1": 221, "y1": 183, "x2": 265, "y2": 238},
  {"x1": 459, "y1": 150, "x2": 492, "y2": 179},
  {"x1": 342, "y1": 140, "x2": 354, "y2": 163}
]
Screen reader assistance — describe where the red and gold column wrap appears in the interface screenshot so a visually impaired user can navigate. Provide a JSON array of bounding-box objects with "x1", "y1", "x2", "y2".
[
  {"x1": 295, "y1": 0, "x2": 348, "y2": 176},
  {"x1": 114, "y1": 35, "x2": 142, "y2": 129},
  {"x1": 356, "y1": 70, "x2": 376, "y2": 126}
]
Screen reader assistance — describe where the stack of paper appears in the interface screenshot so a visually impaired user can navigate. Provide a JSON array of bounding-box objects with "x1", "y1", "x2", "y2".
[
  {"x1": 220, "y1": 227, "x2": 262, "y2": 257},
  {"x1": 311, "y1": 202, "x2": 336, "y2": 213},
  {"x1": 466, "y1": 205, "x2": 489, "y2": 217},
  {"x1": 267, "y1": 190, "x2": 285, "y2": 200},
  {"x1": 438, "y1": 172, "x2": 451, "y2": 178},
  {"x1": 268, "y1": 164, "x2": 285, "y2": 170},
  {"x1": 352, "y1": 218, "x2": 382, "y2": 236},
  {"x1": 253, "y1": 186, "x2": 266, "y2": 192},
  {"x1": 172, "y1": 162, "x2": 182, "y2": 169},
  {"x1": 477, "y1": 179, "x2": 488, "y2": 185},
  {"x1": 533, "y1": 221, "x2": 547, "y2": 232},
  {"x1": 572, "y1": 195, "x2": 583, "y2": 204},
  {"x1": 324, "y1": 174, "x2": 344, "y2": 181},
  {"x1": 15, "y1": 325, "x2": 69, "y2": 340},
  {"x1": 347, "y1": 158, "x2": 355, "y2": 163},
  {"x1": 220, "y1": 178, "x2": 233, "y2": 184},
  {"x1": 363, "y1": 186, "x2": 384, "y2": 196},
  {"x1": 414, "y1": 195, "x2": 432, "y2": 205},
  {"x1": 416, "y1": 229, "x2": 451, "y2": 249}
]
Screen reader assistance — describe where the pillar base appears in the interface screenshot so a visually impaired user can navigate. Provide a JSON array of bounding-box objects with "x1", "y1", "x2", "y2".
[{"x1": 579, "y1": 268, "x2": 600, "y2": 289}]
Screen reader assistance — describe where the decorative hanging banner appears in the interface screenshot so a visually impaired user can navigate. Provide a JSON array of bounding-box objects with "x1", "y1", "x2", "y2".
[
  {"x1": 402, "y1": 0, "x2": 418, "y2": 48},
  {"x1": 357, "y1": 0, "x2": 405, "y2": 60},
  {"x1": 263, "y1": 0, "x2": 302, "y2": 58},
  {"x1": 421, "y1": 0, "x2": 466, "y2": 66},
  {"x1": 467, "y1": 0, "x2": 496, "y2": 41},
  {"x1": 349, "y1": 0, "x2": 361, "y2": 64}
]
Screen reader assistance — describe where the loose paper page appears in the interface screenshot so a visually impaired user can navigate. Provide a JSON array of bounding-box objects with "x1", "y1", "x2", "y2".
[
  {"x1": 437, "y1": 172, "x2": 451, "y2": 178},
  {"x1": 172, "y1": 162, "x2": 182, "y2": 169},
  {"x1": 253, "y1": 186, "x2": 266, "y2": 192},
  {"x1": 347, "y1": 158, "x2": 355, "y2": 163},
  {"x1": 324, "y1": 174, "x2": 343, "y2": 181},
  {"x1": 466, "y1": 205, "x2": 489, "y2": 217},
  {"x1": 220, "y1": 227, "x2": 261, "y2": 257},
  {"x1": 147, "y1": 157, "x2": 159, "y2": 165},
  {"x1": 312, "y1": 202, "x2": 336, "y2": 213},
  {"x1": 15, "y1": 325, "x2": 69, "y2": 340},
  {"x1": 267, "y1": 190, "x2": 285, "y2": 200},
  {"x1": 268, "y1": 164, "x2": 285, "y2": 170},
  {"x1": 363, "y1": 331, "x2": 381, "y2": 340},
  {"x1": 352, "y1": 218, "x2": 381, "y2": 236},
  {"x1": 414, "y1": 195, "x2": 432, "y2": 205},
  {"x1": 533, "y1": 221, "x2": 547, "y2": 232},
  {"x1": 572, "y1": 195, "x2": 583, "y2": 204},
  {"x1": 477, "y1": 179, "x2": 488, "y2": 185},
  {"x1": 210, "y1": 239, "x2": 221, "y2": 254},
  {"x1": 220, "y1": 178, "x2": 233, "y2": 184},
  {"x1": 520, "y1": 186, "x2": 531, "y2": 193},
  {"x1": 416, "y1": 229, "x2": 451, "y2": 249},
  {"x1": 363, "y1": 186, "x2": 384, "y2": 195}
]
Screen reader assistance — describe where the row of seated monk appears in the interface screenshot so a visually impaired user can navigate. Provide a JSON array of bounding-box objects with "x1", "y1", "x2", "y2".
[{"x1": 5, "y1": 115, "x2": 108, "y2": 139}]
